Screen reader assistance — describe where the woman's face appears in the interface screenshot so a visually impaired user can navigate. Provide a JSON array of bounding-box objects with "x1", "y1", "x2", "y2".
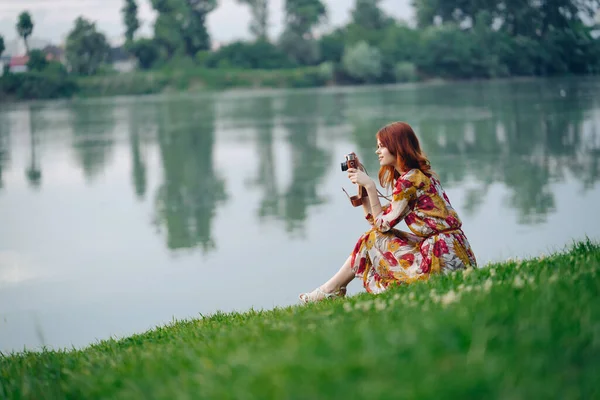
[{"x1": 376, "y1": 139, "x2": 395, "y2": 167}]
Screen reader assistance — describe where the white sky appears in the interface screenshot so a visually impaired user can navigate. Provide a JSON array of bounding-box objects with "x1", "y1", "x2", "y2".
[{"x1": 0, "y1": 0, "x2": 414, "y2": 48}]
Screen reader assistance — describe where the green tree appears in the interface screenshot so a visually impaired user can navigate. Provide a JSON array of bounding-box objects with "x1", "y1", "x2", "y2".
[
  {"x1": 317, "y1": 28, "x2": 345, "y2": 63},
  {"x1": 351, "y1": 0, "x2": 391, "y2": 30},
  {"x1": 65, "y1": 17, "x2": 111, "y2": 75},
  {"x1": 151, "y1": 0, "x2": 185, "y2": 57},
  {"x1": 412, "y1": 0, "x2": 437, "y2": 28},
  {"x1": 184, "y1": 0, "x2": 217, "y2": 55},
  {"x1": 416, "y1": 24, "x2": 478, "y2": 79},
  {"x1": 16, "y1": 12, "x2": 34, "y2": 54},
  {"x1": 122, "y1": 0, "x2": 141, "y2": 43},
  {"x1": 237, "y1": 0, "x2": 269, "y2": 40},
  {"x1": 151, "y1": 0, "x2": 217, "y2": 59},
  {"x1": 206, "y1": 40, "x2": 294, "y2": 69},
  {"x1": 280, "y1": 0, "x2": 327, "y2": 65},
  {"x1": 128, "y1": 38, "x2": 160, "y2": 69},
  {"x1": 284, "y1": 0, "x2": 326, "y2": 33},
  {"x1": 342, "y1": 41, "x2": 383, "y2": 83},
  {"x1": 0, "y1": 35, "x2": 5, "y2": 58},
  {"x1": 26, "y1": 49, "x2": 49, "y2": 71},
  {"x1": 412, "y1": 0, "x2": 498, "y2": 27}
]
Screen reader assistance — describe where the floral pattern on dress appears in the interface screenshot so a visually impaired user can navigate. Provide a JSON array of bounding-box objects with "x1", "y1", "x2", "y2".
[{"x1": 350, "y1": 168, "x2": 477, "y2": 294}]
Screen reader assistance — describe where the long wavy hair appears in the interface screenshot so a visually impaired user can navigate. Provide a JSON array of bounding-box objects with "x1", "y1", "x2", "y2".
[{"x1": 376, "y1": 121, "x2": 435, "y2": 189}]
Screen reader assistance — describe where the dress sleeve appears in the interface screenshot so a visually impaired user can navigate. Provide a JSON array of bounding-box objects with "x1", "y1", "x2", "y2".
[
  {"x1": 365, "y1": 204, "x2": 390, "y2": 226},
  {"x1": 372, "y1": 174, "x2": 417, "y2": 232}
]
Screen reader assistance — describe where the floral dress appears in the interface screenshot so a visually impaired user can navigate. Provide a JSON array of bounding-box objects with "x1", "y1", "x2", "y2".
[{"x1": 350, "y1": 168, "x2": 477, "y2": 294}]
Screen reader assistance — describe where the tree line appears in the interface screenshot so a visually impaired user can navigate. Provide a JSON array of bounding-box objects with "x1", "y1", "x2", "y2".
[
  {"x1": 122, "y1": 0, "x2": 600, "y2": 81},
  {"x1": 1, "y1": 0, "x2": 599, "y2": 100}
]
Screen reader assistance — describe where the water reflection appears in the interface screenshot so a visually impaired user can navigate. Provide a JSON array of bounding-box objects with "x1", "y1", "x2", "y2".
[
  {"x1": 281, "y1": 93, "x2": 331, "y2": 237},
  {"x1": 25, "y1": 105, "x2": 43, "y2": 189},
  {"x1": 346, "y1": 79, "x2": 600, "y2": 225},
  {"x1": 0, "y1": 108, "x2": 11, "y2": 189},
  {"x1": 152, "y1": 98, "x2": 228, "y2": 253},
  {"x1": 127, "y1": 103, "x2": 148, "y2": 201},
  {"x1": 70, "y1": 102, "x2": 116, "y2": 181},
  {"x1": 239, "y1": 92, "x2": 333, "y2": 237},
  {"x1": 243, "y1": 96, "x2": 280, "y2": 220}
]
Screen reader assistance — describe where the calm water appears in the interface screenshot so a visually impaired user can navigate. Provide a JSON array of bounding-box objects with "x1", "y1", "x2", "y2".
[{"x1": 1, "y1": 78, "x2": 599, "y2": 353}]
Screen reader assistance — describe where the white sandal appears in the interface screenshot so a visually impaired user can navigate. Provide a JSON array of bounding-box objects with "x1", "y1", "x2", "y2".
[{"x1": 299, "y1": 286, "x2": 347, "y2": 304}]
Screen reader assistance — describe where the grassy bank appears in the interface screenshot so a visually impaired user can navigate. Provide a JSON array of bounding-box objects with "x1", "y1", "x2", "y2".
[
  {"x1": 76, "y1": 65, "x2": 334, "y2": 98},
  {"x1": 1, "y1": 239, "x2": 599, "y2": 399}
]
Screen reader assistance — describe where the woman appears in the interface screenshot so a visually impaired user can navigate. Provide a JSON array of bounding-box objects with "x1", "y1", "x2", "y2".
[{"x1": 299, "y1": 121, "x2": 477, "y2": 303}]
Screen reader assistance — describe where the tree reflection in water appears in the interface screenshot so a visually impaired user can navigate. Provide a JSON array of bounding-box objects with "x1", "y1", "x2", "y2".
[
  {"x1": 126, "y1": 102, "x2": 150, "y2": 201},
  {"x1": 242, "y1": 95, "x2": 280, "y2": 220},
  {"x1": 349, "y1": 79, "x2": 600, "y2": 225},
  {"x1": 280, "y1": 92, "x2": 331, "y2": 237},
  {"x1": 152, "y1": 97, "x2": 227, "y2": 254},
  {"x1": 69, "y1": 101, "x2": 116, "y2": 182},
  {"x1": 0, "y1": 107, "x2": 11, "y2": 190},
  {"x1": 25, "y1": 105, "x2": 43, "y2": 189},
  {"x1": 239, "y1": 91, "x2": 332, "y2": 237}
]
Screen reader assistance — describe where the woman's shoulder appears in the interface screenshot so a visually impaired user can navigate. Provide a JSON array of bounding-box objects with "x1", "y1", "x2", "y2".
[
  {"x1": 393, "y1": 169, "x2": 428, "y2": 193},
  {"x1": 402, "y1": 168, "x2": 430, "y2": 186}
]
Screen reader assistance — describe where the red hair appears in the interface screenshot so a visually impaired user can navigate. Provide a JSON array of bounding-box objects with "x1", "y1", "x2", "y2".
[{"x1": 376, "y1": 121, "x2": 434, "y2": 189}]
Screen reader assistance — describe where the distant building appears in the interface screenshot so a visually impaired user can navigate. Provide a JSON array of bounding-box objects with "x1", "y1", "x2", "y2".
[
  {"x1": 9, "y1": 55, "x2": 29, "y2": 73},
  {"x1": 110, "y1": 46, "x2": 136, "y2": 73}
]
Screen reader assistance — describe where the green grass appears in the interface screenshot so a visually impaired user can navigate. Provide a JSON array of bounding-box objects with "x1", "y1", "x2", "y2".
[
  {"x1": 76, "y1": 66, "x2": 331, "y2": 98},
  {"x1": 1, "y1": 239, "x2": 599, "y2": 399}
]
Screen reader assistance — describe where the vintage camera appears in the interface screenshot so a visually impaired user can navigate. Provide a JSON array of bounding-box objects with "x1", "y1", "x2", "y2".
[{"x1": 340, "y1": 153, "x2": 359, "y2": 171}]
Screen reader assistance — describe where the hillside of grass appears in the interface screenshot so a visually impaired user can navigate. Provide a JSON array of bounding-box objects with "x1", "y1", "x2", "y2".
[{"x1": 1, "y1": 239, "x2": 599, "y2": 399}]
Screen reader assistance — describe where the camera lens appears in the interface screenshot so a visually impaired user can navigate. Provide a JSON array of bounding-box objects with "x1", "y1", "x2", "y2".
[{"x1": 341, "y1": 162, "x2": 348, "y2": 171}]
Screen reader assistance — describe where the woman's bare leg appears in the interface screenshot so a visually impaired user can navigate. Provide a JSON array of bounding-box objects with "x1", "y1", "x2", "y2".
[
  {"x1": 299, "y1": 256, "x2": 355, "y2": 302},
  {"x1": 320, "y1": 255, "x2": 355, "y2": 293}
]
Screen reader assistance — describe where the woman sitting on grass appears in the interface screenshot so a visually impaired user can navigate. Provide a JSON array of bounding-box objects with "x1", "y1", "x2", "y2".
[{"x1": 299, "y1": 121, "x2": 478, "y2": 303}]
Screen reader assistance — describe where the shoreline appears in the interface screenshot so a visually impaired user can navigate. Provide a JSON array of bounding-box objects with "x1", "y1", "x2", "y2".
[{"x1": 1, "y1": 70, "x2": 595, "y2": 105}]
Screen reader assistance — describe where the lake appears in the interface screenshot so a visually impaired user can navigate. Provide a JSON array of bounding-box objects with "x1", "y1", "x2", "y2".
[{"x1": 1, "y1": 77, "x2": 599, "y2": 353}]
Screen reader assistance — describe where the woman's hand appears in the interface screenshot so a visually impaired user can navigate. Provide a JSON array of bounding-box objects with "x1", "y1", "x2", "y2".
[{"x1": 347, "y1": 168, "x2": 374, "y2": 188}]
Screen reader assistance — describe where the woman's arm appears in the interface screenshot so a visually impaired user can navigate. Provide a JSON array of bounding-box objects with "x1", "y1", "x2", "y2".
[
  {"x1": 349, "y1": 166, "x2": 415, "y2": 230},
  {"x1": 365, "y1": 183, "x2": 383, "y2": 218},
  {"x1": 360, "y1": 187, "x2": 372, "y2": 218},
  {"x1": 365, "y1": 178, "x2": 416, "y2": 232}
]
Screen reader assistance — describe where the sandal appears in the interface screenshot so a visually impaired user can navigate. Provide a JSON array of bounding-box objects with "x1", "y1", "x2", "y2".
[{"x1": 299, "y1": 286, "x2": 347, "y2": 304}]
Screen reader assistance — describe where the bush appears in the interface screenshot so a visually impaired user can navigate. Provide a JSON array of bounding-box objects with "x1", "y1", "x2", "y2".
[
  {"x1": 317, "y1": 62, "x2": 334, "y2": 83},
  {"x1": 0, "y1": 71, "x2": 78, "y2": 100},
  {"x1": 195, "y1": 50, "x2": 211, "y2": 67},
  {"x1": 394, "y1": 62, "x2": 417, "y2": 83},
  {"x1": 206, "y1": 40, "x2": 295, "y2": 70},
  {"x1": 342, "y1": 41, "x2": 383, "y2": 83}
]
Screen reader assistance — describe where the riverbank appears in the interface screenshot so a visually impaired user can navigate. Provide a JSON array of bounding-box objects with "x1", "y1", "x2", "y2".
[
  {"x1": 74, "y1": 64, "x2": 355, "y2": 98},
  {"x1": 0, "y1": 65, "x2": 336, "y2": 102},
  {"x1": 1, "y1": 239, "x2": 599, "y2": 398}
]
